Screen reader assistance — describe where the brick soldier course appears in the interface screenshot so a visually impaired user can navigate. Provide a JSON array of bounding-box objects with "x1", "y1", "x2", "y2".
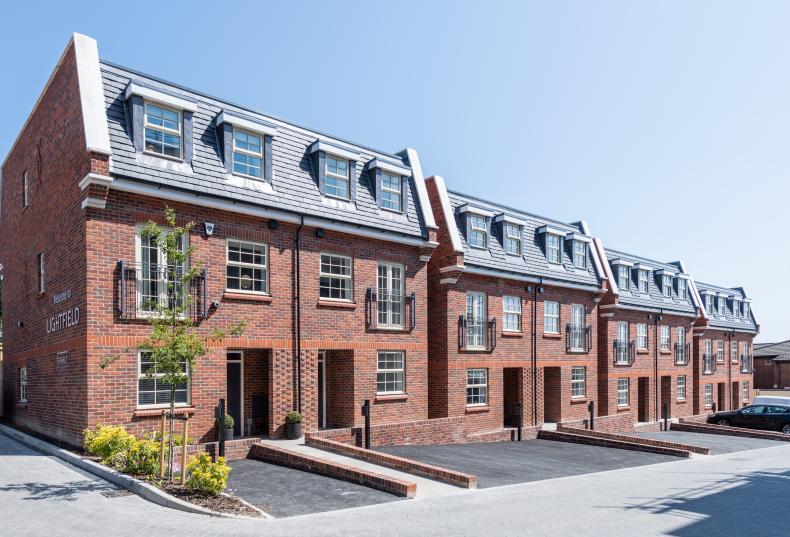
[{"x1": 0, "y1": 34, "x2": 760, "y2": 449}]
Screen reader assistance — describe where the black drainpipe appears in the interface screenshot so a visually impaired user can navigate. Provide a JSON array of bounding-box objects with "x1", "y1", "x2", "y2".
[
  {"x1": 529, "y1": 278, "x2": 543, "y2": 426},
  {"x1": 294, "y1": 216, "x2": 304, "y2": 413},
  {"x1": 653, "y1": 310, "x2": 662, "y2": 422}
]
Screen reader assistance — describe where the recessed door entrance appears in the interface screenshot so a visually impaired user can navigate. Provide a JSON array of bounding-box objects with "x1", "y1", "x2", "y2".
[
  {"x1": 227, "y1": 351, "x2": 243, "y2": 437},
  {"x1": 637, "y1": 377, "x2": 650, "y2": 422}
]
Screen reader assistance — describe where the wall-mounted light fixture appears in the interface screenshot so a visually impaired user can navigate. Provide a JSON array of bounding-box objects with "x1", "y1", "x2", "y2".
[
  {"x1": 268, "y1": 219, "x2": 279, "y2": 230},
  {"x1": 204, "y1": 222, "x2": 215, "y2": 236},
  {"x1": 315, "y1": 228, "x2": 326, "y2": 239}
]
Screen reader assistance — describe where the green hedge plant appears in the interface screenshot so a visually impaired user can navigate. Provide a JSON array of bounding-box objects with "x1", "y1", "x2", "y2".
[{"x1": 186, "y1": 453, "x2": 231, "y2": 495}]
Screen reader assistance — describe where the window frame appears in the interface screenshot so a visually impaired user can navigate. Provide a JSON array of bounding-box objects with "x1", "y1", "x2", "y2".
[
  {"x1": 572, "y1": 241, "x2": 586, "y2": 269},
  {"x1": 638, "y1": 270, "x2": 649, "y2": 293},
  {"x1": 718, "y1": 296, "x2": 725, "y2": 316},
  {"x1": 716, "y1": 340, "x2": 725, "y2": 363},
  {"x1": 380, "y1": 171, "x2": 403, "y2": 213},
  {"x1": 466, "y1": 291, "x2": 488, "y2": 349},
  {"x1": 569, "y1": 303, "x2": 585, "y2": 351},
  {"x1": 660, "y1": 325, "x2": 670, "y2": 352},
  {"x1": 502, "y1": 295, "x2": 522, "y2": 333},
  {"x1": 662, "y1": 275, "x2": 672, "y2": 298},
  {"x1": 617, "y1": 378, "x2": 629, "y2": 406},
  {"x1": 677, "y1": 375, "x2": 686, "y2": 401},
  {"x1": 466, "y1": 368, "x2": 488, "y2": 406},
  {"x1": 23, "y1": 171, "x2": 29, "y2": 208},
  {"x1": 376, "y1": 351, "x2": 405, "y2": 395},
  {"x1": 18, "y1": 367, "x2": 27, "y2": 403},
  {"x1": 135, "y1": 227, "x2": 189, "y2": 317},
  {"x1": 504, "y1": 223, "x2": 521, "y2": 256},
  {"x1": 231, "y1": 127, "x2": 264, "y2": 179},
  {"x1": 742, "y1": 381, "x2": 749, "y2": 402},
  {"x1": 636, "y1": 323, "x2": 648, "y2": 350},
  {"x1": 324, "y1": 155, "x2": 351, "y2": 200},
  {"x1": 137, "y1": 351, "x2": 190, "y2": 409},
  {"x1": 704, "y1": 383, "x2": 713, "y2": 407},
  {"x1": 468, "y1": 215, "x2": 488, "y2": 249},
  {"x1": 677, "y1": 278, "x2": 687, "y2": 300},
  {"x1": 546, "y1": 233, "x2": 561, "y2": 264},
  {"x1": 143, "y1": 101, "x2": 183, "y2": 160},
  {"x1": 319, "y1": 253, "x2": 353, "y2": 302},
  {"x1": 37, "y1": 252, "x2": 45, "y2": 294},
  {"x1": 377, "y1": 262, "x2": 405, "y2": 328},
  {"x1": 543, "y1": 300, "x2": 560, "y2": 334},
  {"x1": 618, "y1": 266, "x2": 630, "y2": 291},
  {"x1": 571, "y1": 366, "x2": 586, "y2": 398},
  {"x1": 226, "y1": 239, "x2": 269, "y2": 295},
  {"x1": 731, "y1": 341, "x2": 739, "y2": 364}
]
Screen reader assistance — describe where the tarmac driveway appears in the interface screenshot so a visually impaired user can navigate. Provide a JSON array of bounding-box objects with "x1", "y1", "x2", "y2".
[
  {"x1": 378, "y1": 439, "x2": 677, "y2": 488},
  {"x1": 629, "y1": 430, "x2": 785, "y2": 454}
]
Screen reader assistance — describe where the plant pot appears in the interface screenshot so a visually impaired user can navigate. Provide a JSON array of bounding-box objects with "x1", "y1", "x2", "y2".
[
  {"x1": 285, "y1": 422, "x2": 302, "y2": 440},
  {"x1": 224, "y1": 427, "x2": 234, "y2": 441}
]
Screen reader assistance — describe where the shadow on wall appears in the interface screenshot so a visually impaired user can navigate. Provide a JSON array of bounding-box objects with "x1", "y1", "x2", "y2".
[{"x1": 619, "y1": 467, "x2": 790, "y2": 536}]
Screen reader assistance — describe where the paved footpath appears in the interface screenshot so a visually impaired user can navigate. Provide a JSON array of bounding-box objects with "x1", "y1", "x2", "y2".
[{"x1": 1, "y1": 431, "x2": 788, "y2": 537}]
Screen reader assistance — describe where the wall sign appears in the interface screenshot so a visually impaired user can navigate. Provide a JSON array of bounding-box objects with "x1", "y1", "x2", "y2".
[
  {"x1": 56, "y1": 351, "x2": 69, "y2": 368},
  {"x1": 46, "y1": 307, "x2": 80, "y2": 334},
  {"x1": 53, "y1": 290, "x2": 73, "y2": 304}
]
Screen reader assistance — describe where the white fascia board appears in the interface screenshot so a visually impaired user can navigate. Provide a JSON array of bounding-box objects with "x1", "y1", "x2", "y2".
[
  {"x1": 743, "y1": 297, "x2": 753, "y2": 303},
  {"x1": 309, "y1": 140, "x2": 361, "y2": 161},
  {"x1": 676, "y1": 273, "x2": 691, "y2": 280},
  {"x1": 687, "y1": 277, "x2": 707, "y2": 318},
  {"x1": 78, "y1": 172, "x2": 113, "y2": 190},
  {"x1": 655, "y1": 268, "x2": 676, "y2": 277},
  {"x1": 457, "y1": 204, "x2": 495, "y2": 218},
  {"x1": 368, "y1": 157, "x2": 411, "y2": 177},
  {"x1": 404, "y1": 148, "x2": 436, "y2": 229},
  {"x1": 565, "y1": 232, "x2": 592, "y2": 243},
  {"x1": 73, "y1": 34, "x2": 112, "y2": 156},
  {"x1": 464, "y1": 265, "x2": 603, "y2": 292},
  {"x1": 494, "y1": 213, "x2": 527, "y2": 226},
  {"x1": 593, "y1": 238, "x2": 618, "y2": 295},
  {"x1": 537, "y1": 225, "x2": 567, "y2": 236},
  {"x1": 587, "y1": 236, "x2": 606, "y2": 287},
  {"x1": 717, "y1": 292, "x2": 730, "y2": 298},
  {"x1": 698, "y1": 289, "x2": 714, "y2": 295},
  {"x1": 633, "y1": 263, "x2": 654, "y2": 272},
  {"x1": 109, "y1": 178, "x2": 428, "y2": 247},
  {"x1": 216, "y1": 111, "x2": 277, "y2": 137},
  {"x1": 81, "y1": 197, "x2": 107, "y2": 210},
  {"x1": 598, "y1": 303, "x2": 698, "y2": 319},
  {"x1": 432, "y1": 176, "x2": 463, "y2": 254},
  {"x1": 609, "y1": 258, "x2": 634, "y2": 267},
  {"x1": 125, "y1": 82, "x2": 198, "y2": 112}
]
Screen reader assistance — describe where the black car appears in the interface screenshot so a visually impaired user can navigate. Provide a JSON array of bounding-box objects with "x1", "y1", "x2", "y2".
[{"x1": 707, "y1": 404, "x2": 790, "y2": 434}]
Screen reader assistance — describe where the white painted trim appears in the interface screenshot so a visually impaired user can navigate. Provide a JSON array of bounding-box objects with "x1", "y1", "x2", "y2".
[
  {"x1": 537, "y1": 225, "x2": 567, "y2": 237},
  {"x1": 717, "y1": 292, "x2": 730, "y2": 298},
  {"x1": 609, "y1": 258, "x2": 634, "y2": 267},
  {"x1": 309, "y1": 140, "x2": 361, "y2": 161},
  {"x1": 81, "y1": 197, "x2": 106, "y2": 210},
  {"x1": 404, "y1": 148, "x2": 436, "y2": 230},
  {"x1": 216, "y1": 111, "x2": 277, "y2": 137},
  {"x1": 463, "y1": 265, "x2": 603, "y2": 292},
  {"x1": 73, "y1": 34, "x2": 112, "y2": 155},
  {"x1": 439, "y1": 277, "x2": 459, "y2": 285},
  {"x1": 593, "y1": 238, "x2": 618, "y2": 296},
  {"x1": 368, "y1": 157, "x2": 411, "y2": 177},
  {"x1": 78, "y1": 172, "x2": 113, "y2": 190},
  {"x1": 109, "y1": 178, "x2": 429, "y2": 247},
  {"x1": 439, "y1": 264, "x2": 465, "y2": 273},
  {"x1": 430, "y1": 176, "x2": 464, "y2": 254},
  {"x1": 598, "y1": 303, "x2": 698, "y2": 319},
  {"x1": 125, "y1": 82, "x2": 198, "y2": 112},
  {"x1": 494, "y1": 213, "x2": 527, "y2": 226},
  {"x1": 565, "y1": 232, "x2": 592, "y2": 243},
  {"x1": 655, "y1": 268, "x2": 677, "y2": 277},
  {"x1": 226, "y1": 350, "x2": 244, "y2": 436},
  {"x1": 633, "y1": 263, "x2": 654, "y2": 272},
  {"x1": 687, "y1": 276, "x2": 707, "y2": 318},
  {"x1": 456, "y1": 203, "x2": 495, "y2": 218},
  {"x1": 676, "y1": 273, "x2": 691, "y2": 280}
]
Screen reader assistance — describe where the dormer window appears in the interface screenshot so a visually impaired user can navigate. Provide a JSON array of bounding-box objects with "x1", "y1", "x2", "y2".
[
  {"x1": 504, "y1": 223, "x2": 521, "y2": 255},
  {"x1": 618, "y1": 265, "x2": 630, "y2": 290},
  {"x1": 232, "y1": 129, "x2": 263, "y2": 179},
  {"x1": 744, "y1": 302, "x2": 750, "y2": 319},
  {"x1": 662, "y1": 275, "x2": 672, "y2": 298},
  {"x1": 638, "y1": 270, "x2": 649, "y2": 293},
  {"x1": 678, "y1": 278, "x2": 687, "y2": 300},
  {"x1": 310, "y1": 141, "x2": 361, "y2": 202},
  {"x1": 733, "y1": 298, "x2": 740, "y2": 319},
  {"x1": 369, "y1": 158, "x2": 411, "y2": 213},
  {"x1": 380, "y1": 172, "x2": 403, "y2": 212},
  {"x1": 469, "y1": 215, "x2": 488, "y2": 249},
  {"x1": 325, "y1": 156, "x2": 350, "y2": 199},
  {"x1": 217, "y1": 110, "x2": 276, "y2": 185},
  {"x1": 718, "y1": 296, "x2": 725, "y2": 316},
  {"x1": 705, "y1": 294, "x2": 713, "y2": 314},
  {"x1": 144, "y1": 103, "x2": 182, "y2": 159},
  {"x1": 572, "y1": 241, "x2": 586, "y2": 269},
  {"x1": 546, "y1": 234, "x2": 561, "y2": 264}
]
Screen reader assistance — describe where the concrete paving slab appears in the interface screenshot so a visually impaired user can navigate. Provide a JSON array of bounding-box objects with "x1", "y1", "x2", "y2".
[
  {"x1": 629, "y1": 430, "x2": 784, "y2": 454},
  {"x1": 378, "y1": 439, "x2": 677, "y2": 488}
]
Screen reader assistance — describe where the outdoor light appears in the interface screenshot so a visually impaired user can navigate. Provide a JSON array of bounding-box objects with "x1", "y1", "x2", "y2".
[
  {"x1": 204, "y1": 222, "x2": 215, "y2": 236},
  {"x1": 268, "y1": 219, "x2": 279, "y2": 230},
  {"x1": 315, "y1": 228, "x2": 326, "y2": 238}
]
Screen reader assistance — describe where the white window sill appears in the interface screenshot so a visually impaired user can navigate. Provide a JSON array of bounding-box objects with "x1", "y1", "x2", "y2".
[{"x1": 143, "y1": 150, "x2": 184, "y2": 163}]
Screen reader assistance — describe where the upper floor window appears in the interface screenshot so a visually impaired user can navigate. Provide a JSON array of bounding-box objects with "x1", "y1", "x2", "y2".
[
  {"x1": 660, "y1": 325, "x2": 670, "y2": 351},
  {"x1": 320, "y1": 253, "x2": 353, "y2": 301},
  {"x1": 731, "y1": 341, "x2": 738, "y2": 363},
  {"x1": 638, "y1": 270, "x2": 649, "y2": 293},
  {"x1": 573, "y1": 241, "x2": 586, "y2": 269},
  {"x1": 743, "y1": 302, "x2": 750, "y2": 319},
  {"x1": 705, "y1": 295, "x2": 713, "y2": 314},
  {"x1": 677, "y1": 326, "x2": 685, "y2": 348},
  {"x1": 718, "y1": 296, "x2": 725, "y2": 316},
  {"x1": 546, "y1": 234, "x2": 561, "y2": 264},
  {"x1": 226, "y1": 240, "x2": 268, "y2": 294},
  {"x1": 377, "y1": 262, "x2": 404, "y2": 328},
  {"x1": 503, "y1": 296, "x2": 521, "y2": 332},
  {"x1": 466, "y1": 292, "x2": 487, "y2": 349},
  {"x1": 136, "y1": 230, "x2": 188, "y2": 314},
  {"x1": 380, "y1": 172, "x2": 403, "y2": 212},
  {"x1": 733, "y1": 299, "x2": 740, "y2": 319},
  {"x1": 716, "y1": 340, "x2": 725, "y2": 362},
  {"x1": 677, "y1": 278, "x2": 687, "y2": 300},
  {"x1": 569, "y1": 304, "x2": 585, "y2": 351},
  {"x1": 662, "y1": 275, "x2": 672, "y2": 298},
  {"x1": 504, "y1": 223, "x2": 521, "y2": 256},
  {"x1": 636, "y1": 323, "x2": 648, "y2": 350},
  {"x1": 144, "y1": 102, "x2": 181, "y2": 159},
  {"x1": 468, "y1": 215, "x2": 488, "y2": 249},
  {"x1": 325, "y1": 156, "x2": 350, "y2": 200},
  {"x1": 37, "y1": 252, "x2": 45, "y2": 294},
  {"x1": 232, "y1": 129, "x2": 263, "y2": 179},
  {"x1": 23, "y1": 172, "x2": 29, "y2": 208},
  {"x1": 18, "y1": 367, "x2": 27, "y2": 403},
  {"x1": 618, "y1": 266, "x2": 630, "y2": 291},
  {"x1": 544, "y1": 300, "x2": 560, "y2": 334}
]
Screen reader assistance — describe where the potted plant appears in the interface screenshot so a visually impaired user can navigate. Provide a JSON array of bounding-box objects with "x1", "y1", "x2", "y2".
[
  {"x1": 216, "y1": 414, "x2": 235, "y2": 441},
  {"x1": 285, "y1": 411, "x2": 302, "y2": 439}
]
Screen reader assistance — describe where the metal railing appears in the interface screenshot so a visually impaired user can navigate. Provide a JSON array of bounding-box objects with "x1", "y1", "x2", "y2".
[
  {"x1": 566, "y1": 324, "x2": 593, "y2": 353},
  {"x1": 741, "y1": 354, "x2": 753, "y2": 374},
  {"x1": 674, "y1": 342, "x2": 690, "y2": 365},
  {"x1": 613, "y1": 340, "x2": 634, "y2": 366},
  {"x1": 458, "y1": 315, "x2": 497, "y2": 351},
  {"x1": 702, "y1": 353, "x2": 717, "y2": 374},
  {"x1": 117, "y1": 261, "x2": 207, "y2": 321},
  {"x1": 365, "y1": 288, "x2": 416, "y2": 331}
]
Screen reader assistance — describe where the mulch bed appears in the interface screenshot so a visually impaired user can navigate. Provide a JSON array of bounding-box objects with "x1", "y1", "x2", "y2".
[{"x1": 160, "y1": 483, "x2": 262, "y2": 517}]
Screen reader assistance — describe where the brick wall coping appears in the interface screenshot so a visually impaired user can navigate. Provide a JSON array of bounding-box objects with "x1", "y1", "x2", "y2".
[
  {"x1": 670, "y1": 422, "x2": 790, "y2": 442},
  {"x1": 247, "y1": 443, "x2": 416, "y2": 498},
  {"x1": 556, "y1": 425, "x2": 710, "y2": 455},
  {"x1": 538, "y1": 429, "x2": 692, "y2": 458},
  {"x1": 305, "y1": 435, "x2": 477, "y2": 489}
]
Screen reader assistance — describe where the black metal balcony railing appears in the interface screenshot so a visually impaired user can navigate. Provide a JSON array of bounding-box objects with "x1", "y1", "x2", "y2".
[
  {"x1": 674, "y1": 342, "x2": 690, "y2": 365},
  {"x1": 365, "y1": 288, "x2": 416, "y2": 331},
  {"x1": 702, "y1": 353, "x2": 717, "y2": 374},
  {"x1": 741, "y1": 354, "x2": 753, "y2": 374},
  {"x1": 613, "y1": 340, "x2": 635, "y2": 366},
  {"x1": 117, "y1": 261, "x2": 207, "y2": 321},
  {"x1": 458, "y1": 315, "x2": 497, "y2": 351},
  {"x1": 566, "y1": 324, "x2": 593, "y2": 353}
]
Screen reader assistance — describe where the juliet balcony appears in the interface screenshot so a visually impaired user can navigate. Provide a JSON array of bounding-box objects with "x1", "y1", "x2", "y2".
[{"x1": 117, "y1": 261, "x2": 208, "y2": 321}]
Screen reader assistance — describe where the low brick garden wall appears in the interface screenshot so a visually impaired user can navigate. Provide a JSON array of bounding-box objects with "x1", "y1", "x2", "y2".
[
  {"x1": 538, "y1": 429, "x2": 692, "y2": 458},
  {"x1": 671, "y1": 422, "x2": 790, "y2": 441},
  {"x1": 560, "y1": 412, "x2": 638, "y2": 434},
  {"x1": 172, "y1": 436, "x2": 262, "y2": 462},
  {"x1": 556, "y1": 425, "x2": 710, "y2": 455}
]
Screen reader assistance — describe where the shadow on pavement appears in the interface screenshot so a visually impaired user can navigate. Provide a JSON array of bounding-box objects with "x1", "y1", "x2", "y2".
[{"x1": 0, "y1": 479, "x2": 117, "y2": 501}]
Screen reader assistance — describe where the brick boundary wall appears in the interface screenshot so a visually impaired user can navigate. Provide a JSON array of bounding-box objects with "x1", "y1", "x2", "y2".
[
  {"x1": 678, "y1": 415, "x2": 711, "y2": 424},
  {"x1": 559, "y1": 412, "x2": 638, "y2": 433},
  {"x1": 247, "y1": 443, "x2": 416, "y2": 497},
  {"x1": 556, "y1": 425, "x2": 710, "y2": 455},
  {"x1": 670, "y1": 422, "x2": 790, "y2": 442},
  {"x1": 305, "y1": 435, "x2": 477, "y2": 488},
  {"x1": 537, "y1": 429, "x2": 692, "y2": 458},
  {"x1": 171, "y1": 436, "x2": 262, "y2": 462}
]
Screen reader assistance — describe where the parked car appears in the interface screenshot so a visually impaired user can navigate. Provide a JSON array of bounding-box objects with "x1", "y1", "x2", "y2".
[
  {"x1": 707, "y1": 404, "x2": 790, "y2": 434},
  {"x1": 752, "y1": 396, "x2": 790, "y2": 406}
]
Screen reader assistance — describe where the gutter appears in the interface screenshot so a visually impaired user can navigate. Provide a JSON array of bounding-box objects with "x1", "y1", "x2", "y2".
[{"x1": 462, "y1": 265, "x2": 603, "y2": 293}]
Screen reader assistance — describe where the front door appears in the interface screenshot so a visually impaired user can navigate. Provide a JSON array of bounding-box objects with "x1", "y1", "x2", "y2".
[
  {"x1": 318, "y1": 351, "x2": 327, "y2": 429},
  {"x1": 227, "y1": 351, "x2": 243, "y2": 437}
]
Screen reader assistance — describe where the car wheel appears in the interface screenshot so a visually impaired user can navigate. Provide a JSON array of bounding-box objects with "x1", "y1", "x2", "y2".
[
  {"x1": 782, "y1": 424, "x2": 790, "y2": 435},
  {"x1": 718, "y1": 419, "x2": 730, "y2": 426}
]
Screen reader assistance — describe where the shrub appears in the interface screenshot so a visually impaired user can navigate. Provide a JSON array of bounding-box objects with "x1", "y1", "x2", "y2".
[
  {"x1": 285, "y1": 411, "x2": 302, "y2": 424},
  {"x1": 215, "y1": 414, "x2": 234, "y2": 430},
  {"x1": 83, "y1": 424, "x2": 135, "y2": 464},
  {"x1": 186, "y1": 453, "x2": 231, "y2": 495},
  {"x1": 143, "y1": 430, "x2": 194, "y2": 447},
  {"x1": 119, "y1": 438, "x2": 160, "y2": 476}
]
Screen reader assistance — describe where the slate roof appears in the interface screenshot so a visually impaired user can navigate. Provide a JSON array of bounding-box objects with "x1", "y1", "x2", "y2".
[
  {"x1": 602, "y1": 249, "x2": 696, "y2": 316},
  {"x1": 99, "y1": 62, "x2": 428, "y2": 239},
  {"x1": 754, "y1": 340, "x2": 790, "y2": 362},
  {"x1": 446, "y1": 190, "x2": 603, "y2": 289},
  {"x1": 695, "y1": 281, "x2": 758, "y2": 332}
]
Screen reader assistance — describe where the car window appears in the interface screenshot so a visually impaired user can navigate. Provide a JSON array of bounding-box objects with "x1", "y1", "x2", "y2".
[
  {"x1": 742, "y1": 406, "x2": 765, "y2": 415},
  {"x1": 769, "y1": 406, "x2": 789, "y2": 414}
]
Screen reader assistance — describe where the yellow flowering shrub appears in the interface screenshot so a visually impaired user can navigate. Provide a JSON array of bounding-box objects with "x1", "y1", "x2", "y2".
[
  {"x1": 83, "y1": 424, "x2": 135, "y2": 464},
  {"x1": 186, "y1": 453, "x2": 231, "y2": 495}
]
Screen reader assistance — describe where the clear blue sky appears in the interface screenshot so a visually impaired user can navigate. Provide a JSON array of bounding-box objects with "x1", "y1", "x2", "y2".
[{"x1": 1, "y1": 1, "x2": 786, "y2": 342}]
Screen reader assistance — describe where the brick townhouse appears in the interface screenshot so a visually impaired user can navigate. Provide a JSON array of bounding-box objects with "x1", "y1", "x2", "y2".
[
  {"x1": 424, "y1": 177, "x2": 611, "y2": 436},
  {"x1": 0, "y1": 34, "x2": 440, "y2": 446},
  {"x1": 692, "y1": 282, "x2": 757, "y2": 415},
  {"x1": 595, "y1": 249, "x2": 700, "y2": 424}
]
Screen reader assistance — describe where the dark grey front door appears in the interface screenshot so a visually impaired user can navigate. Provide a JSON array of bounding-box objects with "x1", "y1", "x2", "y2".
[{"x1": 227, "y1": 353, "x2": 242, "y2": 436}]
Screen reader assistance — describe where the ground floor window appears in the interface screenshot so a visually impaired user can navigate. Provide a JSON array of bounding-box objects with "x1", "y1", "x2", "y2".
[
  {"x1": 138, "y1": 352, "x2": 189, "y2": 407},
  {"x1": 571, "y1": 366, "x2": 586, "y2": 398},
  {"x1": 19, "y1": 367, "x2": 27, "y2": 402},
  {"x1": 376, "y1": 351, "x2": 405, "y2": 394},
  {"x1": 466, "y1": 368, "x2": 488, "y2": 406},
  {"x1": 677, "y1": 375, "x2": 686, "y2": 400},
  {"x1": 704, "y1": 383, "x2": 713, "y2": 407},
  {"x1": 617, "y1": 378, "x2": 629, "y2": 406},
  {"x1": 742, "y1": 381, "x2": 749, "y2": 402}
]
